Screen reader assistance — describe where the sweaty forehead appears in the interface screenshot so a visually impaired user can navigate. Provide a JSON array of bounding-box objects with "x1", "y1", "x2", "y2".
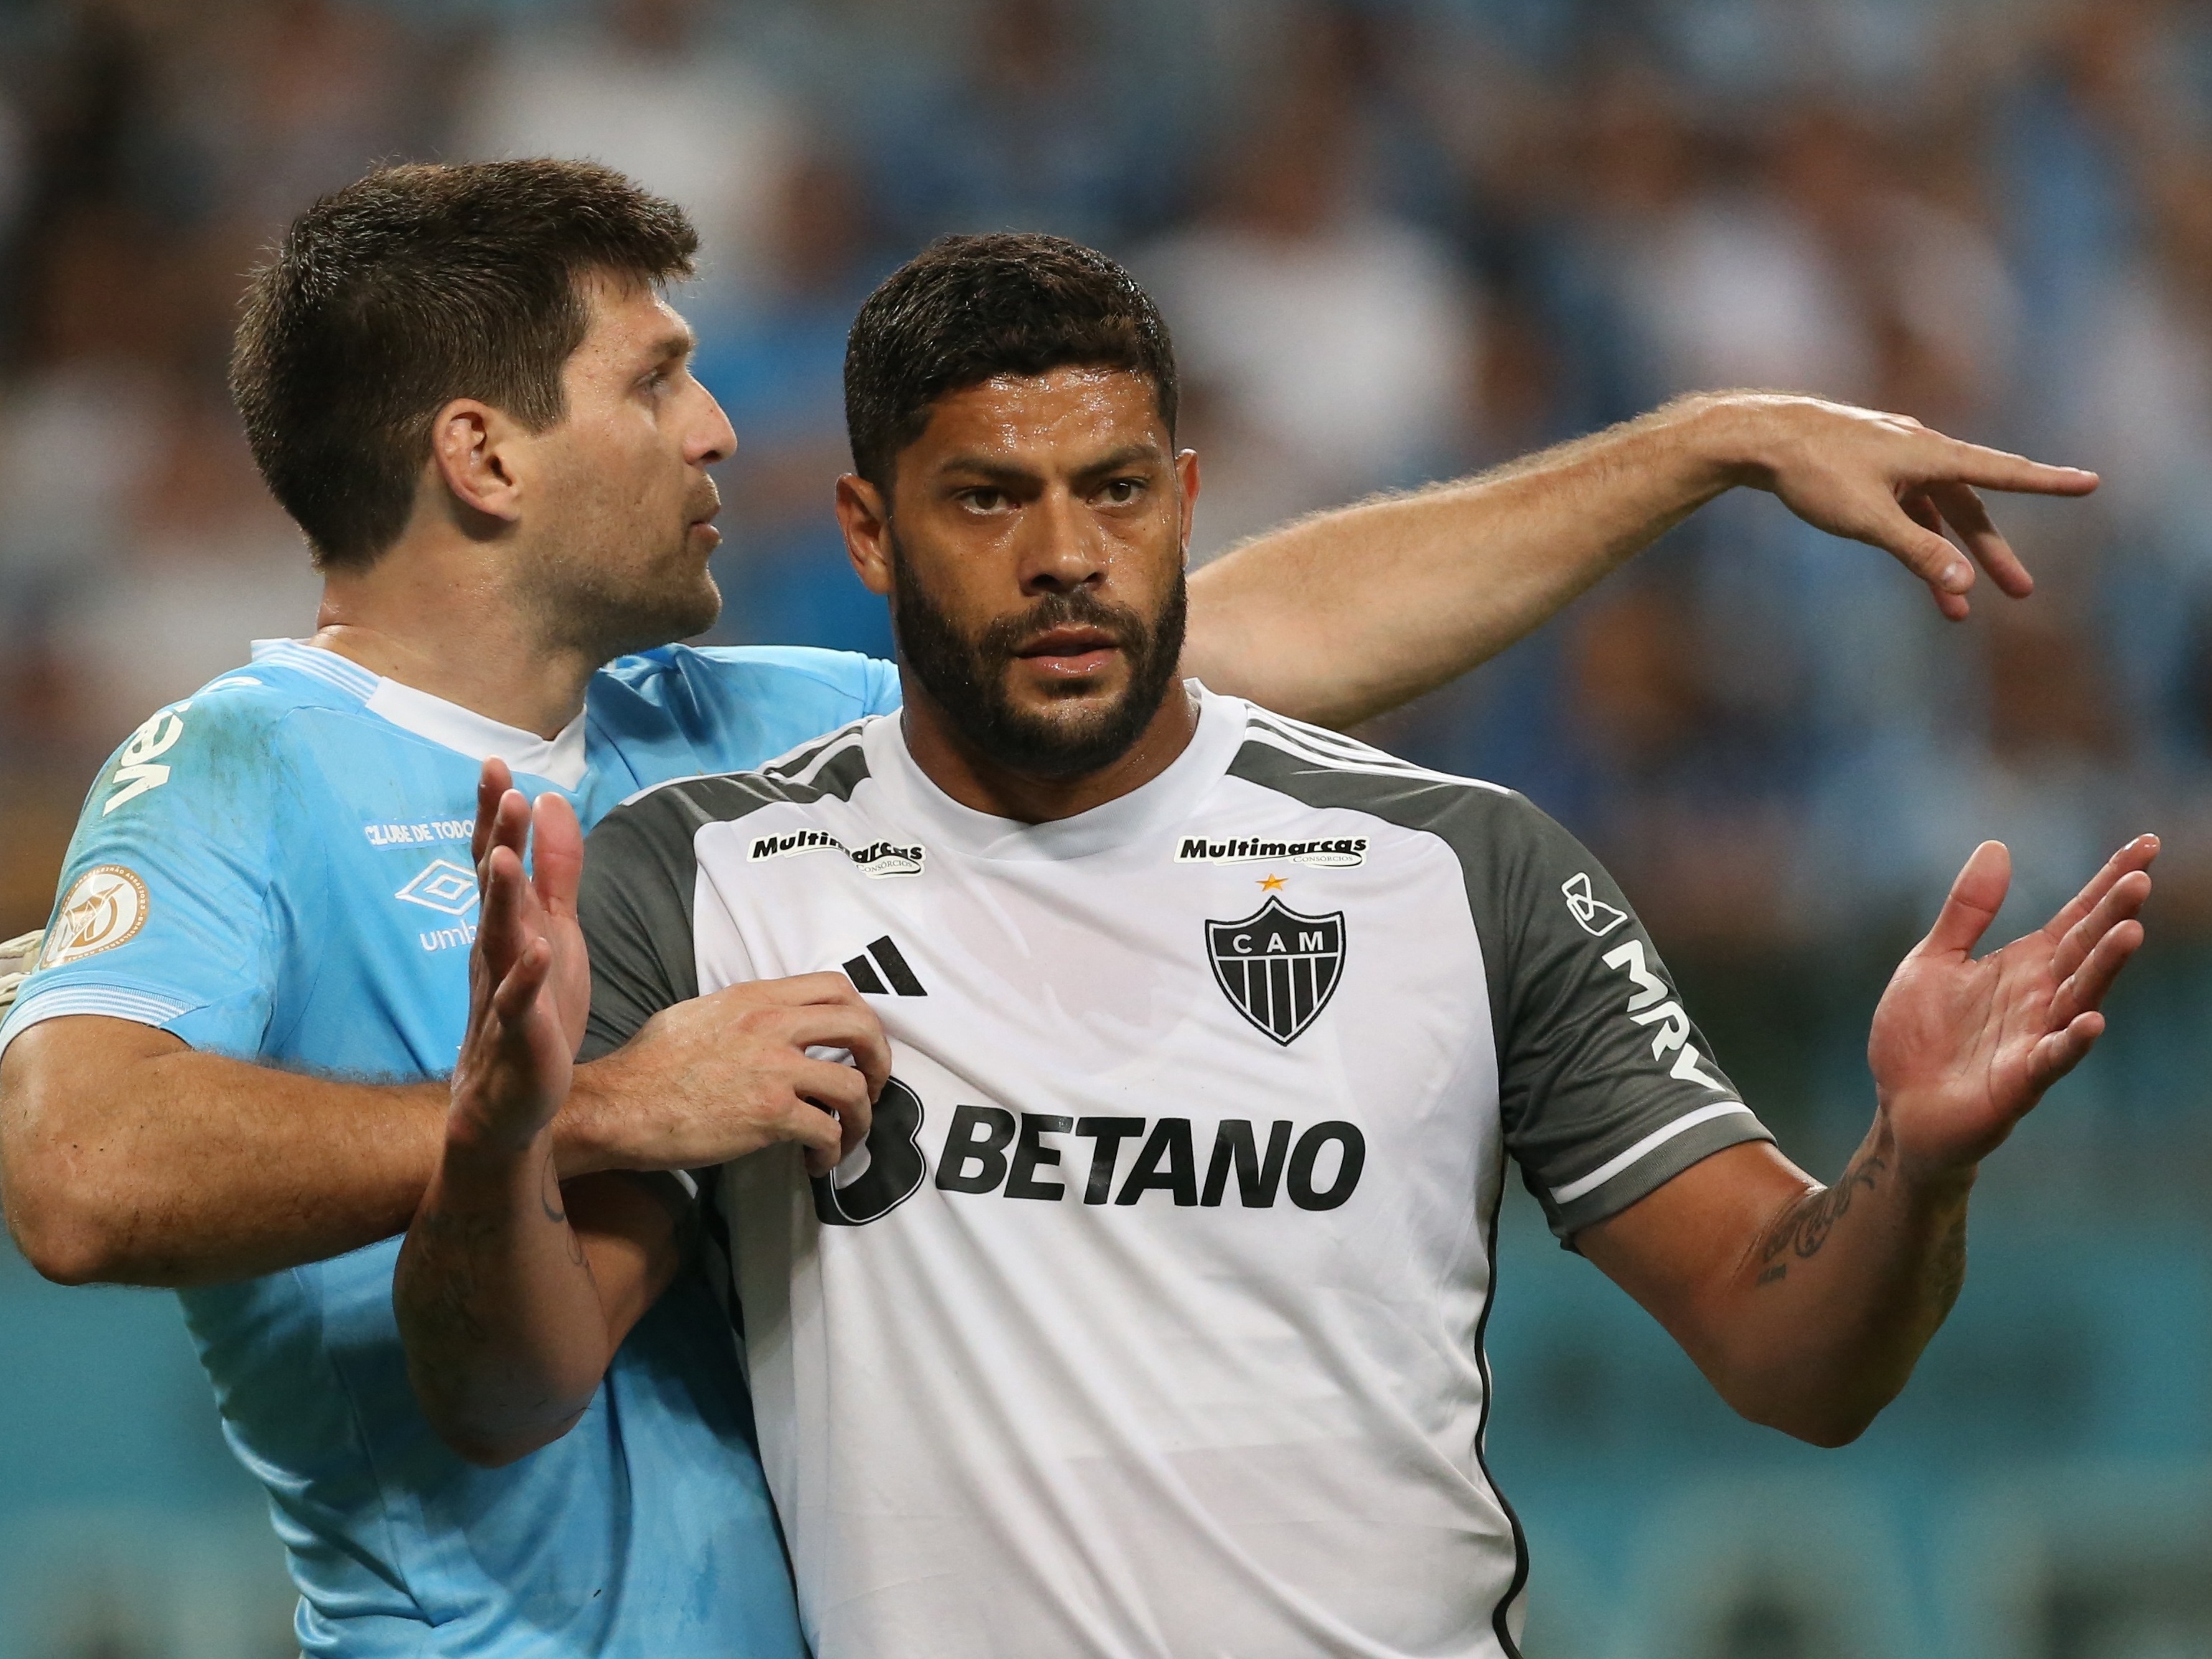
[{"x1": 920, "y1": 367, "x2": 1166, "y2": 466}]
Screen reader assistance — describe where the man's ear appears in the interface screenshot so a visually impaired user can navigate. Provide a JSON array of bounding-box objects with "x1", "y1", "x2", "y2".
[
  {"x1": 836, "y1": 473, "x2": 894, "y2": 597},
  {"x1": 428, "y1": 398, "x2": 528, "y2": 531},
  {"x1": 1175, "y1": 448, "x2": 1201, "y2": 563}
]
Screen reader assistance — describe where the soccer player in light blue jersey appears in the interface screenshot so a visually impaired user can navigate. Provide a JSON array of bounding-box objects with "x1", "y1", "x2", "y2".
[{"x1": 0, "y1": 159, "x2": 2104, "y2": 1656}]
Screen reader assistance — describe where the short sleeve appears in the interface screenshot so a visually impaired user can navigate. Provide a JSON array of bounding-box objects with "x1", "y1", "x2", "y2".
[
  {"x1": 1481, "y1": 800, "x2": 1773, "y2": 1244},
  {"x1": 0, "y1": 690, "x2": 296, "y2": 1062},
  {"x1": 578, "y1": 789, "x2": 707, "y2": 1063},
  {"x1": 861, "y1": 655, "x2": 903, "y2": 716}
]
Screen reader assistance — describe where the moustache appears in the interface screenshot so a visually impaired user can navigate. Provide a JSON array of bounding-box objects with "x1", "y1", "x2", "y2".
[{"x1": 979, "y1": 588, "x2": 1153, "y2": 659}]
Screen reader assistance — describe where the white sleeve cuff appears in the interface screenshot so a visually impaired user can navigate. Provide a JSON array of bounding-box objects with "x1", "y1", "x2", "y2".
[{"x1": 0, "y1": 984, "x2": 193, "y2": 1060}]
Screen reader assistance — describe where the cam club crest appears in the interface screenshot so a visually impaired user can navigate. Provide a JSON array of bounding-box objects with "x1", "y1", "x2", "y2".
[{"x1": 1206, "y1": 896, "x2": 1345, "y2": 1045}]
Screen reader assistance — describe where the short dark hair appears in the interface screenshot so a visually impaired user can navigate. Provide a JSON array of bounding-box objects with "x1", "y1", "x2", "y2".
[
  {"x1": 230, "y1": 159, "x2": 699, "y2": 570},
  {"x1": 843, "y1": 232, "x2": 1178, "y2": 492}
]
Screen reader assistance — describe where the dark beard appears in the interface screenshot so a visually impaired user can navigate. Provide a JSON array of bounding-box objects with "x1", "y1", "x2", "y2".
[{"x1": 890, "y1": 534, "x2": 1188, "y2": 781}]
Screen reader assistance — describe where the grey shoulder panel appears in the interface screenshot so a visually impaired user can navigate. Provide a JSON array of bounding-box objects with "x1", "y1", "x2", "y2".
[
  {"x1": 1229, "y1": 735, "x2": 1770, "y2": 1244},
  {"x1": 578, "y1": 742, "x2": 873, "y2": 1061}
]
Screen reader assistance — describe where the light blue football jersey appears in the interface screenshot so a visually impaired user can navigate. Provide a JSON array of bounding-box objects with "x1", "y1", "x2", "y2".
[{"x1": 0, "y1": 638, "x2": 904, "y2": 1657}]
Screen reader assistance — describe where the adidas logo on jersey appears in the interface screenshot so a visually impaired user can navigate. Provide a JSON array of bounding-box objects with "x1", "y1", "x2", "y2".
[
  {"x1": 1175, "y1": 833, "x2": 1367, "y2": 868},
  {"x1": 844, "y1": 935, "x2": 927, "y2": 997},
  {"x1": 749, "y1": 828, "x2": 925, "y2": 878}
]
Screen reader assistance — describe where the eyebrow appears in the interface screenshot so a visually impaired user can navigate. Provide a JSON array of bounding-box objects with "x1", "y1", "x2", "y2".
[
  {"x1": 935, "y1": 441, "x2": 1164, "y2": 487},
  {"x1": 647, "y1": 326, "x2": 698, "y2": 364}
]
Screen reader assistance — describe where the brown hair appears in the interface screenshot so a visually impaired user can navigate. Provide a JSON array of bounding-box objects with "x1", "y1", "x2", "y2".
[{"x1": 230, "y1": 159, "x2": 698, "y2": 569}]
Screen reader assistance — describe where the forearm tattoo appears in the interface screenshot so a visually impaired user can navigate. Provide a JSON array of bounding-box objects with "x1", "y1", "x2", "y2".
[
  {"x1": 1931, "y1": 1208, "x2": 1968, "y2": 1317},
  {"x1": 542, "y1": 1157, "x2": 586, "y2": 1266},
  {"x1": 398, "y1": 1207, "x2": 500, "y2": 1401},
  {"x1": 1755, "y1": 1153, "x2": 1885, "y2": 1286}
]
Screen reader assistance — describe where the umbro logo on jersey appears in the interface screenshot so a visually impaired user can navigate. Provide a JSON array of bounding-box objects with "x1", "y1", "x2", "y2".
[
  {"x1": 1562, "y1": 871, "x2": 1628, "y2": 938},
  {"x1": 844, "y1": 935, "x2": 927, "y2": 997},
  {"x1": 749, "y1": 829, "x2": 925, "y2": 878},
  {"x1": 1176, "y1": 833, "x2": 1367, "y2": 868},
  {"x1": 395, "y1": 859, "x2": 479, "y2": 917},
  {"x1": 1206, "y1": 896, "x2": 1344, "y2": 1045}
]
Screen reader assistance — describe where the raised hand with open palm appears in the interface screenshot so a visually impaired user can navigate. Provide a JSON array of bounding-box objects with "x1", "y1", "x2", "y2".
[
  {"x1": 449, "y1": 758, "x2": 589, "y2": 1155},
  {"x1": 1867, "y1": 835, "x2": 2157, "y2": 1180}
]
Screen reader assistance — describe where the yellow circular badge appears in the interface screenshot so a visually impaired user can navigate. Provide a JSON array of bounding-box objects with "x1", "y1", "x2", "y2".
[{"x1": 40, "y1": 866, "x2": 151, "y2": 968}]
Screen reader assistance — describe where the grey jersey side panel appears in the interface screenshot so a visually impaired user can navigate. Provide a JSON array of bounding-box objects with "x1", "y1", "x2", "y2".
[
  {"x1": 577, "y1": 746, "x2": 876, "y2": 1061},
  {"x1": 1227, "y1": 739, "x2": 1773, "y2": 1241}
]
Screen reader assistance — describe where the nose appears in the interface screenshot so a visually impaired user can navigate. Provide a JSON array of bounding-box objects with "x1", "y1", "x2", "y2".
[
  {"x1": 688, "y1": 385, "x2": 737, "y2": 468},
  {"x1": 1018, "y1": 485, "x2": 1105, "y2": 597}
]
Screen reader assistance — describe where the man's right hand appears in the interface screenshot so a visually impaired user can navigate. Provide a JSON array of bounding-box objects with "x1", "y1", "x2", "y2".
[{"x1": 567, "y1": 974, "x2": 888, "y2": 1179}]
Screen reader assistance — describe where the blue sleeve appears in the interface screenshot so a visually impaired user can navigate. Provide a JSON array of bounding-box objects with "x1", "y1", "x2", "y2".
[
  {"x1": 862, "y1": 653, "x2": 904, "y2": 715},
  {"x1": 677, "y1": 644, "x2": 899, "y2": 720},
  {"x1": 0, "y1": 686, "x2": 299, "y2": 1061},
  {"x1": 624, "y1": 644, "x2": 900, "y2": 746}
]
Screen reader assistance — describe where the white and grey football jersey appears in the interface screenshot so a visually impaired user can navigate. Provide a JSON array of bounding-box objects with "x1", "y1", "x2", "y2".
[{"x1": 577, "y1": 685, "x2": 1771, "y2": 1659}]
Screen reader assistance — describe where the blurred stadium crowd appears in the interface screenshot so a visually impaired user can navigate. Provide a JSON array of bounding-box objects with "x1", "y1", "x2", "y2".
[
  {"x1": 2, "y1": 1, "x2": 2211, "y2": 1655},
  {"x1": 6, "y1": 0, "x2": 2212, "y2": 1179}
]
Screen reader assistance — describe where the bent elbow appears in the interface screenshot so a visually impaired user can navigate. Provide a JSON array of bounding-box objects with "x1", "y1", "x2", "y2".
[
  {"x1": 1783, "y1": 1411, "x2": 1875, "y2": 1450},
  {"x1": 434, "y1": 1412, "x2": 585, "y2": 1470},
  {"x1": 446, "y1": 1434, "x2": 535, "y2": 1470},
  {"x1": 1737, "y1": 1388, "x2": 1890, "y2": 1449},
  {"x1": 1, "y1": 1170, "x2": 129, "y2": 1286}
]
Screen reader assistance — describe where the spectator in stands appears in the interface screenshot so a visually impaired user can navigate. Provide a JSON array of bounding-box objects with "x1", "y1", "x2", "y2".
[
  {"x1": 690, "y1": 144, "x2": 891, "y2": 657},
  {"x1": 456, "y1": 0, "x2": 795, "y2": 314},
  {"x1": 1140, "y1": 33, "x2": 1474, "y2": 558}
]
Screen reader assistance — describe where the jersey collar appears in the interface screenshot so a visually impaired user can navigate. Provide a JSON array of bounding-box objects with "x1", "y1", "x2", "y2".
[
  {"x1": 863, "y1": 680, "x2": 1244, "y2": 862},
  {"x1": 250, "y1": 638, "x2": 589, "y2": 789}
]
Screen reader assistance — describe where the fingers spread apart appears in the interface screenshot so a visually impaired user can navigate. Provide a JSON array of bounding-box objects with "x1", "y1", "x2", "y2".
[
  {"x1": 1935, "y1": 437, "x2": 2099, "y2": 499},
  {"x1": 1924, "y1": 841, "x2": 2012, "y2": 957},
  {"x1": 2045, "y1": 835, "x2": 2159, "y2": 950},
  {"x1": 472, "y1": 758, "x2": 516, "y2": 868},
  {"x1": 2027, "y1": 1010, "x2": 2107, "y2": 1094},
  {"x1": 1924, "y1": 480, "x2": 2035, "y2": 599}
]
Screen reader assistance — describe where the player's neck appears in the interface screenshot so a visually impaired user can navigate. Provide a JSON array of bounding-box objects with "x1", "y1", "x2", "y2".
[
  {"x1": 310, "y1": 548, "x2": 598, "y2": 741},
  {"x1": 899, "y1": 677, "x2": 1201, "y2": 824}
]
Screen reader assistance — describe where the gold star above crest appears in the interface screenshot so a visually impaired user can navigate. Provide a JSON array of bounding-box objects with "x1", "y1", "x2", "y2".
[{"x1": 1258, "y1": 874, "x2": 1286, "y2": 892}]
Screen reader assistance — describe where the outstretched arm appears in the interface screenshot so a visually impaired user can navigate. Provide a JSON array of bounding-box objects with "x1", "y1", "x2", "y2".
[
  {"x1": 2, "y1": 761, "x2": 883, "y2": 1288},
  {"x1": 1578, "y1": 835, "x2": 2155, "y2": 1446},
  {"x1": 1181, "y1": 391, "x2": 2099, "y2": 729}
]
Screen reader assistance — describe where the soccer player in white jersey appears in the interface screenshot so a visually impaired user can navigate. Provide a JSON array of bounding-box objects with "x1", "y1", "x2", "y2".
[{"x1": 394, "y1": 235, "x2": 2157, "y2": 1658}]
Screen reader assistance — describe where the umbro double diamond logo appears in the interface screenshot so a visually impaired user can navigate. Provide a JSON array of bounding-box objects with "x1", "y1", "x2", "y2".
[{"x1": 844, "y1": 935, "x2": 927, "y2": 997}]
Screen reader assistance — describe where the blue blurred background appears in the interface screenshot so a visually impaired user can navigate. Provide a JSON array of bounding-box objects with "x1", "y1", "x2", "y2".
[{"x1": 2, "y1": 0, "x2": 2210, "y2": 1653}]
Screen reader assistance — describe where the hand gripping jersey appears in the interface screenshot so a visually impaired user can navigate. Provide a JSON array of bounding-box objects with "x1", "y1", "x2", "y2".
[
  {"x1": 576, "y1": 685, "x2": 1774, "y2": 1659},
  {"x1": 0, "y1": 638, "x2": 901, "y2": 1658}
]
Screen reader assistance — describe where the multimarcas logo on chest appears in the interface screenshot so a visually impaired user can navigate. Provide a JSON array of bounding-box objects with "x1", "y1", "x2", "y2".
[
  {"x1": 749, "y1": 827, "x2": 925, "y2": 878},
  {"x1": 810, "y1": 1079, "x2": 1367, "y2": 1227}
]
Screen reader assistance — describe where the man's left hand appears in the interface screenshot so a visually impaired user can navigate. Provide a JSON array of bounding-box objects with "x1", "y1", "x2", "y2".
[{"x1": 1867, "y1": 835, "x2": 2157, "y2": 1181}]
